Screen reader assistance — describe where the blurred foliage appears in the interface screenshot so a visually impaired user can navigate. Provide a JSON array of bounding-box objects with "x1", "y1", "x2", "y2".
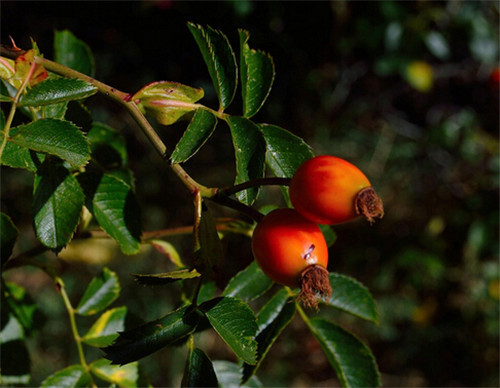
[{"x1": 1, "y1": 1, "x2": 498, "y2": 387}]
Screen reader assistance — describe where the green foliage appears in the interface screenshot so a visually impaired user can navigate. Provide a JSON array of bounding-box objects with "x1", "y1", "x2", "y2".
[
  {"x1": 75, "y1": 268, "x2": 120, "y2": 316},
  {"x1": 181, "y1": 347, "x2": 218, "y2": 388},
  {"x1": 0, "y1": 212, "x2": 18, "y2": 263}
]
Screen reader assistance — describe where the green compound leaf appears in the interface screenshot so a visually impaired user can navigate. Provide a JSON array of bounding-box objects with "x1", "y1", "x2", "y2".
[
  {"x1": 188, "y1": 22, "x2": 237, "y2": 110},
  {"x1": 132, "y1": 81, "x2": 204, "y2": 126},
  {"x1": 200, "y1": 297, "x2": 258, "y2": 365},
  {"x1": 226, "y1": 116, "x2": 266, "y2": 205},
  {"x1": 103, "y1": 305, "x2": 203, "y2": 365},
  {"x1": 89, "y1": 358, "x2": 139, "y2": 388},
  {"x1": 242, "y1": 288, "x2": 295, "y2": 384},
  {"x1": 54, "y1": 30, "x2": 95, "y2": 77},
  {"x1": 309, "y1": 318, "x2": 381, "y2": 388},
  {"x1": 82, "y1": 306, "x2": 127, "y2": 347},
  {"x1": 33, "y1": 160, "x2": 84, "y2": 249},
  {"x1": 78, "y1": 172, "x2": 142, "y2": 255},
  {"x1": 239, "y1": 30, "x2": 275, "y2": 118},
  {"x1": 9, "y1": 118, "x2": 90, "y2": 168},
  {"x1": 40, "y1": 365, "x2": 92, "y2": 388},
  {"x1": 258, "y1": 123, "x2": 314, "y2": 178},
  {"x1": 87, "y1": 122, "x2": 128, "y2": 168},
  {"x1": 19, "y1": 78, "x2": 97, "y2": 106},
  {"x1": 181, "y1": 347, "x2": 218, "y2": 388},
  {"x1": 213, "y1": 361, "x2": 262, "y2": 388},
  {"x1": 171, "y1": 108, "x2": 217, "y2": 164},
  {"x1": 1, "y1": 213, "x2": 18, "y2": 265},
  {"x1": 222, "y1": 261, "x2": 273, "y2": 302},
  {"x1": 76, "y1": 268, "x2": 120, "y2": 316},
  {"x1": 132, "y1": 269, "x2": 201, "y2": 286},
  {"x1": 325, "y1": 273, "x2": 379, "y2": 324}
]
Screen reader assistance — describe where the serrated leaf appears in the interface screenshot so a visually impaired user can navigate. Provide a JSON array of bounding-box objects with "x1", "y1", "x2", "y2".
[
  {"x1": 0, "y1": 340, "x2": 30, "y2": 386},
  {"x1": 181, "y1": 347, "x2": 218, "y2": 388},
  {"x1": 90, "y1": 358, "x2": 138, "y2": 388},
  {"x1": 39, "y1": 101, "x2": 68, "y2": 120},
  {"x1": 40, "y1": 365, "x2": 91, "y2": 388},
  {"x1": 213, "y1": 361, "x2": 262, "y2": 388},
  {"x1": 309, "y1": 318, "x2": 381, "y2": 388},
  {"x1": 19, "y1": 78, "x2": 97, "y2": 106},
  {"x1": 54, "y1": 30, "x2": 95, "y2": 77},
  {"x1": 132, "y1": 269, "x2": 201, "y2": 286},
  {"x1": 188, "y1": 22, "x2": 237, "y2": 110},
  {"x1": 82, "y1": 306, "x2": 127, "y2": 347},
  {"x1": 0, "y1": 136, "x2": 45, "y2": 171},
  {"x1": 171, "y1": 108, "x2": 217, "y2": 163},
  {"x1": 9, "y1": 118, "x2": 90, "y2": 168},
  {"x1": 325, "y1": 273, "x2": 378, "y2": 324},
  {"x1": 200, "y1": 297, "x2": 258, "y2": 365},
  {"x1": 149, "y1": 239, "x2": 184, "y2": 267},
  {"x1": 222, "y1": 261, "x2": 273, "y2": 302},
  {"x1": 1, "y1": 213, "x2": 18, "y2": 265},
  {"x1": 87, "y1": 122, "x2": 128, "y2": 168},
  {"x1": 226, "y1": 116, "x2": 266, "y2": 205},
  {"x1": 258, "y1": 123, "x2": 314, "y2": 178},
  {"x1": 239, "y1": 30, "x2": 275, "y2": 118},
  {"x1": 76, "y1": 268, "x2": 120, "y2": 316},
  {"x1": 132, "y1": 81, "x2": 204, "y2": 126},
  {"x1": 242, "y1": 289, "x2": 296, "y2": 383},
  {"x1": 103, "y1": 305, "x2": 203, "y2": 365},
  {"x1": 78, "y1": 172, "x2": 142, "y2": 255},
  {"x1": 33, "y1": 160, "x2": 84, "y2": 249}
]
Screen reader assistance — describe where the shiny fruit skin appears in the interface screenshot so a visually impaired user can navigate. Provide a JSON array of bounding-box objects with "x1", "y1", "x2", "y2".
[
  {"x1": 290, "y1": 155, "x2": 371, "y2": 225},
  {"x1": 251, "y1": 208, "x2": 329, "y2": 288}
]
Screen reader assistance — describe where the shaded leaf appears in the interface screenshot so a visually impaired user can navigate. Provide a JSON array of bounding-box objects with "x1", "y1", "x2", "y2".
[
  {"x1": 3, "y1": 282, "x2": 38, "y2": 333},
  {"x1": 103, "y1": 305, "x2": 203, "y2": 365},
  {"x1": 194, "y1": 203, "x2": 223, "y2": 273},
  {"x1": 1, "y1": 212, "x2": 18, "y2": 264},
  {"x1": 181, "y1": 347, "x2": 218, "y2": 388},
  {"x1": 19, "y1": 78, "x2": 97, "y2": 106},
  {"x1": 226, "y1": 116, "x2": 266, "y2": 205},
  {"x1": 200, "y1": 297, "x2": 258, "y2": 365},
  {"x1": 149, "y1": 239, "x2": 185, "y2": 267},
  {"x1": 239, "y1": 30, "x2": 275, "y2": 118},
  {"x1": 0, "y1": 138, "x2": 44, "y2": 172},
  {"x1": 133, "y1": 269, "x2": 201, "y2": 286},
  {"x1": 325, "y1": 273, "x2": 378, "y2": 323},
  {"x1": 319, "y1": 224, "x2": 337, "y2": 248},
  {"x1": 213, "y1": 361, "x2": 262, "y2": 388},
  {"x1": 87, "y1": 122, "x2": 128, "y2": 168},
  {"x1": 222, "y1": 261, "x2": 273, "y2": 302},
  {"x1": 188, "y1": 22, "x2": 237, "y2": 110},
  {"x1": 89, "y1": 358, "x2": 138, "y2": 388},
  {"x1": 10, "y1": 118, "x2": 90, "y2": 168},
  {"x1": 33, "y1": 160, "x2": 84, "y2": 249},
  {"x1": 171, "y1": 108, "x2": 217, "y2": 163},
  {"x1": 40, "y1": 365, "x2": 91, "y2": 388},
  {"x1": 309, "y1": 318, "x2": 381, "y2": 388},
  {"x1": 76, "y1": 268, "x2": 120, "y2": 316},
  {"x1": 82, "y1": 306, "x2": 127, "y2": 347},
  {"x1": 78, "y1": 172, "x2": 142, "y2": 255},
  {"x1": 132, "y1": 81, "x2": 203, "y2": 126},
  {"x1": 242, "y1": 289, "x2": 295, "y2": 383},
  {"x1": 54, "y1": 30, "x2": 95, "y2": 76}
]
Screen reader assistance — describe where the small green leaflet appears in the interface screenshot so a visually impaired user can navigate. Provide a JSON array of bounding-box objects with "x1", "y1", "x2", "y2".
[
  {"x1": 239, "y1": 29, "x2": 275, "y2": 118},
  {"x1": 222, "y1": 261, "x2": 273, "y2": 302},
  {"x1": 188, "y1": 22, "x2": 237, "y2": 111},
  {"x1": 200, "y1": 297, "x2": 258, "y2": 365},
  {"x1": 19, "y1": 78, "x2": 97, "y2": 106},
  {"x1": 171, "y1": 108, "x2": 217, "y2": 164},
  {"x1": 54, "y1": 30, "x2": 95, "y2": 77},
  {"x1": 226, "y1": 116, "x2": 266, "y2": 205},
  {"x1": 132, "y1": 269, "x2": 201, "y2": 286},
  {"x1": 76, "y1": 268, "x2": 120, "y2": 316},
  {"x1": 325, "y1": 273, "x2": 379, "y2": 324},
  {"x1": 181, "y1": 348, "x2": 218, "y2": 388},
  {"x1": 132, "y1": 81, "x2": 204, "y2": 126},
  {"x1": 82, "y1": 306, "x2": 127, "y2": 347},
  {"x1": 309, "y1": 318, "x2": 381, "y2": 388},
  {"x1": 9, "y1": 118, "x2": 90, "y2": 169},
  {"x1": 90, "y1": 358, "x2": 139, "y2": 388},
  {"x1": 40, "y1": 365, "x2": 92, "y2": 388},
  {"x1": 32, "y1": 160, "x2": 84, "y2": 249}
]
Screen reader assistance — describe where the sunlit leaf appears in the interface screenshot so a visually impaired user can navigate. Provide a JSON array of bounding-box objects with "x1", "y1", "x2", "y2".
[
  {"x1": 222, "y1": 261, "x2": 273, "y2": 302},
  {"x1": 76, "y1": 268, "x2": 120, "y2": 316},
  {"x1": 40, "y1": 365, "x2": 91, "y2": 388},
  {"x1": 82, "y1": 306, "x2": 127, "y2": 347},
  {"x1": 132, "y1": 269, "x2": 201, "y2": 286},
  {"x1": 19, "y1": 78, "x2": 97, "y2": 106},
  {"x1": 90, "y1": 358, "x2": 138, "y2": 388}
]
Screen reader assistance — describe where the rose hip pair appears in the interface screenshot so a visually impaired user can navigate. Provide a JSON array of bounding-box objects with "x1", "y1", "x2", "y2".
[{"x1": 251, "y1": 155, "x2": 383, "y2": 308}]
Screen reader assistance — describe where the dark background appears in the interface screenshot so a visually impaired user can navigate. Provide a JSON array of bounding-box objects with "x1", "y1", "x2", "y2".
[{"x1": 2, "y1": 1, "x2": 499, "y2": 387}]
